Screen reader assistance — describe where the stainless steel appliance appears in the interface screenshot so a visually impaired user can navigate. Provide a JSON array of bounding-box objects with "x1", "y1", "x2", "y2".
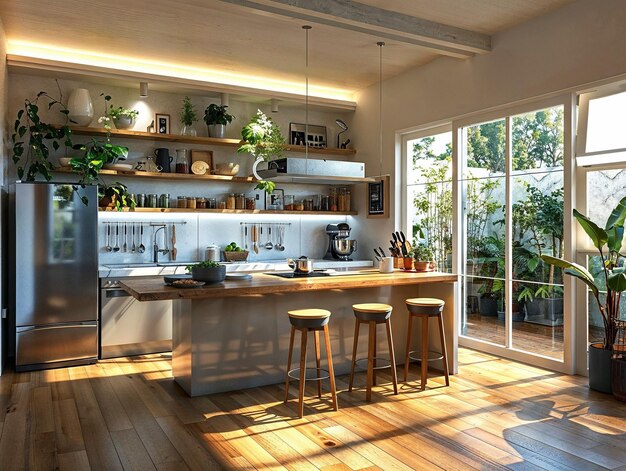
[
  {"x1": 257, "y1": 157, "x2": 365, "y2": 179},
  {"x1": 100, "y1": 278, "x2": 172, "y2": 358},
  {"x1": 14, "y1": 182, "x2": 98, "y2": 371},
  {"x1": 324, "y1": 223, "x2": 357, "y2": 261}
]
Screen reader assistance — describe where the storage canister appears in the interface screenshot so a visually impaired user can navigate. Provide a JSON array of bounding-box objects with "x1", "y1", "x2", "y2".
[{"x1": 205, "y1": 245, "x2": 221, "y2": 262}]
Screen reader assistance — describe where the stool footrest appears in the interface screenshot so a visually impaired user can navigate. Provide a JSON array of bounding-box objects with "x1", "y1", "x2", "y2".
[
  {"x1": 354, "y1": 357, "x2": 394, "y2": 371},
  {"x1": 287, "y1": 367, "x2": 331, "y2": 382},
  {"x1": 407, "y1": 350, "x2": 444, "y2": 362}
]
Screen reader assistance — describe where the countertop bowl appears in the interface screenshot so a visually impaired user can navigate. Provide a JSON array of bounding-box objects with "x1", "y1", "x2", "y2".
[
  {"x1": 190, "y1": 265, "x2": 226, "y2": 283},
  {"x1": 213, "y1": 163, "x2": 240, "y2": 176}
]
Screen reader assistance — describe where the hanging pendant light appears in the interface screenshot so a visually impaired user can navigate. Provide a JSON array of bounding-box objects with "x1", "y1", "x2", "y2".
[
  {"x1": 377, "y1": 41, "x2": 385, "y2": 177},
  {"x1": 303, "y1": 25, "x2": 312, "y2": 168}
]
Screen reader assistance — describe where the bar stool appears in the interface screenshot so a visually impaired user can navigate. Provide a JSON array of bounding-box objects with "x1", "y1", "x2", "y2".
[
  {"x1": 348, "y1": 303, "x2": 398, "y2": 402},
  {"x1": 284, "y1": 309, "x2": 338, "y2": 417},
  {"x1": 404, "y1": 298, "x2": 450, "y2": 390}
]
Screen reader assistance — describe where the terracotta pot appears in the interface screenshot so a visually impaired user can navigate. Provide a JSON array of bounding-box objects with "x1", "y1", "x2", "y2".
[
  {"x1": 414, "y1": 261, "x2": 431, "y2": 272},
  {"x1": 403, "y1": 258, "x2": 414, "y2": 270}
]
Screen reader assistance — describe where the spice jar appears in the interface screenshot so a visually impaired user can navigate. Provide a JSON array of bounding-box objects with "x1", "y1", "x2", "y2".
[
  {"x1": 207, "y1": 198, "x2": 217, "y2": 209},
  {"x1": 235, "y1": 193, "x2": 245, "y2": 210},
  {"x1": 294, "y1": 200, "x2": 304, "y2": 211},
  {"x1": 177, "y1": 196, "x2": 187, "y2": 208},
  {"x1": 148, "y1": 194, "x2": 158, "y2": 208},
  {"x1": 338, "y1": 187, "x2": 347, "y2": 212},
  {"x1": 321, "y1": 195, "x2": 330, "y2": 211},
  {"x1": 159, "y1": 193, "x2": 170, "y2": 208},
  {"x1": 186, "y1": 196, "x2": 197, "y2": 209},
  {"x1": 284, "y1": 195, "x2": 294, "y2": 210},
  {"x1": 246, "y1": 197, "x2": 256, "y2": 210},
  {"x1": 345, "y1": 189, "x2": 351, "y2": 212},
  {"x1": 218, "y1": 200, "x2": 226, "y2": 209},
  {"x1": 226, "y1": 193, "x2": 236, "y2": 209},
  {"x1": 304, "y1": 198, "x2": 313, "y2": 211},
  {"x1": 196, "y1": 197, "x2": 207, "y2": 209},
  {"x1": 329, "y1": 187, "x2": 338, "y2": 211}
]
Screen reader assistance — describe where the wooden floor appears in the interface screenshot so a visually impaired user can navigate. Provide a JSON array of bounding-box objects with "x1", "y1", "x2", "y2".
[
  {"x1": 1, "y1": 349, "x2": 626, "y2": 471},
  {"x1": 463, "y1": 313, "x2": 565, "y2": 359}
]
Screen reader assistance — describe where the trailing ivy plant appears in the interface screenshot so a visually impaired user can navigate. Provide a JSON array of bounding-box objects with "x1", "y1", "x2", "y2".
[
  {"x1": 12, "y1": 89, "x2": 72, "y2": 181},
  {"x1": 237, "y1": 109, "x2": 286, "y2": 193}
]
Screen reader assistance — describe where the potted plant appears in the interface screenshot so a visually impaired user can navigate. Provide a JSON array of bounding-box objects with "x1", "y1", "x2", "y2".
[
  {"x1": 180, "y1": 95, "x2": 198, "y2": 136},
  {"x1": 98, "y1": 182, "x2": 136, "y2": 211},
  {"x1": 186, "y1": 260, "x2": 226, "y2": 283},
  {"x1": 12, "y1": 89, "x2": 73, "y2": 182},
  {"x1": 413, "y1": 243, "x2": 434, "y2": 272},
  {"x1": 476, "y1": 234, "x2": 504, "y2": 317},
  {"x1": 108, "y1": 106, "x2": 139, "y2": 130},
  {"x1": 237, "y1": 109, "x2": 286, "y2": 193},
  {"x1": 542, "y1": 196, "x2": 626, "y2": 394},
  {"x1": 204, "y1": 104, "x2": 234, "y2": 138}
]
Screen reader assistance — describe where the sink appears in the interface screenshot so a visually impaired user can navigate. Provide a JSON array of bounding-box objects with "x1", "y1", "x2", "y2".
[{"x1": 104, "y1": 263, "x2": 158, "y2": 268}]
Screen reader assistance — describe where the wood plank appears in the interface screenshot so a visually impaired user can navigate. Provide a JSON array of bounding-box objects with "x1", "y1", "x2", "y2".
[
  {"x1": 110, "y1": 428, "x2": 157, "y2": 471},
  {"x1": 53, "y1": 398, "x2": 86, "y2": 454},
  {"x1": 68, "y1": 366, "x2": 124, "y2": 471},
  {"x1": 58, "y1": 450, "x2": 92, "y2": 471}
]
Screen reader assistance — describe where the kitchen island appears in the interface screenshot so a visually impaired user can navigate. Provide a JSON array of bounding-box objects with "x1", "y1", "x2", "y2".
[{"x1": 121, "y1": 271, "x2": 458, "y2": 396}]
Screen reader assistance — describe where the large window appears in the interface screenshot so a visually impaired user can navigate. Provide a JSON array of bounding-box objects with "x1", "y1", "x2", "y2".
[{"x1": 459, "y1": 104, "x2": 566, "y2": 362}]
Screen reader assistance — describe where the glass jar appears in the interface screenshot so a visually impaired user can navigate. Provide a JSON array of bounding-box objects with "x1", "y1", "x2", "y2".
[
  {"x1": 284, "y1": 195, "x2": 294, "y2": 210},
  {"x1": 329, "y1": 187, "x2": 338, "y2": 211},
  {"x1": 235, "y1": 193, "x2": 245, "y2": 210},
  {"x1": 345, "y1": 189, "x2": 351, "y2": 212},
  {"x1": 226, "y1": 193, "x2": 236, "y2": 209},
  {"x1": 246, "y1": 197, "x2": 256, "y2": 210},
  {"x1": 295, "y1": 200, "x2": 304, "y2": 211},
  {"x1": 177, "y1": 196, "x2": 187, "y2": 208},
  {"x1": 304, "y1": 198, "x2": 313, "y2": 211},
  {"x1": 218, "y1": 200, "x2": 226, "y2": 210},
  {"x1": 338, "y1": 187, "x2": 347, "y2": 212},
  {"x1": 321, "y1": 195, "x2": 330, "y2": 211},
  {"x1": 207, "y1": 197, "x2": 217, "y2": 209},
  {"x1": 175, "y1": 149, "x2": 189, "y2": 174},
  {"x1": 159, "y1": 193, "x2": 170, "y2": 208},
  {"x1": 205, "y1": 245, "x2": 220, "y2": 262},
  {"x1": 196, "y1": 197, "x2": 207, "y2": 209},
  {"x1": 186, "y1": 196, "x2": 197, "y2": 209},
  {"x1": 312, "y1": 194, "x2": 321, "y2": 211},
  {"x1": 148, "y1": 194, "x2": 158, "y2": 208}
]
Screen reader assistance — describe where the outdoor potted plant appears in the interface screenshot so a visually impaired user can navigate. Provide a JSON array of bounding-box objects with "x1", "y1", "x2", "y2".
[
  {"x1": 238, "y1": 109, "x2": 286, "y2": 193},
  {"x1": 180, "y1": 95, "x2": 198, "y2": 136},
  {"x1": 12, "y1": 89, "x2": 73, "y2": 182},
  {"x1": 542, "y1": 196, "x2": 626, "y2": 394},
  {"x1": 476, "y1": 234, "x2": 504, "y2": 317},
  {"x1": 108, "y1": 106, "x2": 139, "y2": 130},
  {"x1": 186, "y1": 260, "x2": 226, "y2": 283},
  {"x1": 204, "y1": 103, "x2": 234, "y2": 138},
  {"x1": 413, "y1": 243, "x2": 434, "y2": 271}
]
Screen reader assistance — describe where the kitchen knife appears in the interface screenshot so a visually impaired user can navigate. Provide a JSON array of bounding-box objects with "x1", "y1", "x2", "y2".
[
  {"x1": 400, "y1": 231, "x2": 412, "y2": 254},
  {"x1": 379, "y1": 246, "x2": 386, "y2": 258},
  {"x1": 373, "y1": 248, "x2": 382, "y2": 260},
  {"x1": 171, "y1": 225, "x2": 177, "y2": 261},
  {"x1": 398, "y1": 231, "x2": 408, "y2": 257}
]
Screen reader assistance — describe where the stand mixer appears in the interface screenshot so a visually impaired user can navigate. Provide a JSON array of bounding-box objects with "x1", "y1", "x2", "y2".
[{"x1": 324, "y1": 223, "x2": 357, "y2": 260}]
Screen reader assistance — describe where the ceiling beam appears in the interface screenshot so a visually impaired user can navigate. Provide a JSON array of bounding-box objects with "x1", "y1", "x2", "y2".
[{"x1": 217, "y1": 0, "x2": 491, "y2": 58}]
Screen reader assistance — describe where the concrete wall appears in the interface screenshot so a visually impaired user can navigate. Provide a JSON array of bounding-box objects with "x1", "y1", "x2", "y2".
[
  {"x1": 0, "y1": 17, "x2": 8, "y2": 374},
  {"x1": 352, "y1": 0, "x2": 626, "y2": 257}
]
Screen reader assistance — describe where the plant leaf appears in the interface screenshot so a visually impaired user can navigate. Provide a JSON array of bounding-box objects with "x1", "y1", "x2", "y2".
[
  {"x1": 608, "y1": 269, "x2": 626, "y2": 292},
  {"x1": 541, "y1": 254, "x2": 598, "y2": 297},
  {"x1": 574, "y1": 208, "x2": 607, "y2": 250},
  {"x1": 607, "y1": 225, "x2": 624, "y2": 254},
  {"x1": 606, "y1": 195, "x2": 626, "y2": 229}
]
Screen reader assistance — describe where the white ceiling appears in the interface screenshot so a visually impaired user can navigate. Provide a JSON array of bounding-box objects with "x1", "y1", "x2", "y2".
[{"x1": 0, "y1": 0, "x2": 573, "y2": 96}]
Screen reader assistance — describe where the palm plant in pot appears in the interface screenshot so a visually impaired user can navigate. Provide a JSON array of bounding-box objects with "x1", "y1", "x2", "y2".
[
  {"x1": 204, "y1": 104, "x2": 234, "y2": 138},
  {"x1": 237, "y1": 109, "x2": 286, "y2": 193},
  {"x1": 542, "y1": 196, "x2": 626, "y2": 394}
]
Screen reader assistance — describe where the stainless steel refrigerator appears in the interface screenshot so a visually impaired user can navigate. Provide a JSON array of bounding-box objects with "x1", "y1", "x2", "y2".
[{"x1": 14, "y1": 182, "x2": 98, "y2": 371}]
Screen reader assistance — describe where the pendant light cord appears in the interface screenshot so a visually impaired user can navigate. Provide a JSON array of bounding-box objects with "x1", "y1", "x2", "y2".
[
  {"x1": 303, "y1": 25, "x2": 311, "y2": 168},
  {"x1": 378, "y1": 41, "x2": 385, "y2": 177}
]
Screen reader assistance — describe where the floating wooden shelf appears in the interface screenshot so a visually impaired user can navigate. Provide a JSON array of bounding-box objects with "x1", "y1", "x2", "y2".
[
  {"x1": 65, "y1": 126, "x2": 357, "y2": 156},
  {"x1": 56, "y1": 167, "x2": 256, "y2": 183},
  {"x1": 99, "y1": 207, "x2": 358, "y2": 215}
]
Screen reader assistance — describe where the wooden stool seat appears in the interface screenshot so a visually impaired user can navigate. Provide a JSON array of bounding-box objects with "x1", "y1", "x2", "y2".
[
  {"x1": 284, "y1": 309, "x2": 337, "y2": 417},
  {"x1": 352, "y1": 303, "x2": 392, "y2": 322},
  {"x1": 404, "y1": 297, "x2": 449, "y2": 390},
  {"x1": 349, "y1": 304, "x2": 398, "y2": 401},
  {"x1": 288, "y1": 309, "x2": 331, "y2": 329}
]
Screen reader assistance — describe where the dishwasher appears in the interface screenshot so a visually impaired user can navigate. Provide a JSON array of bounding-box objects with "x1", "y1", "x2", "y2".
[{"x1": 100, "y1": 277, "x2": 172, "y2": 359}]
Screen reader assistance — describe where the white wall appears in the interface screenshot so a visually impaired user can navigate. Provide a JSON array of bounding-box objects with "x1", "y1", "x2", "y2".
[
  {"x1": 0, "y1": 17, "x2": 8, "y2": 374},
  {"x1": 353, "y1": 0, "x2": 626, "y2": 258}
]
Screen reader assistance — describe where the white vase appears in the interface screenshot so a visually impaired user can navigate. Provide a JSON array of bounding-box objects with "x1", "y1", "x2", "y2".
[{"x1": 67, "y1": 88, "x2": 93, "y2": 126}]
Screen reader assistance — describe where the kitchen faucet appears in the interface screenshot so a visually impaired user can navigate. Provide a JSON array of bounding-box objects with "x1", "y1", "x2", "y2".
[{"x1": 153, "y1": 225, "x2": 169, "y2": 263}]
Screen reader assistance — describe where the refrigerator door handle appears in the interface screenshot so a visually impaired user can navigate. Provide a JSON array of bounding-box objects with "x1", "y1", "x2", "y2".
[{"x1": 17, "y1": 321, "x2": 98, "y2": 333}]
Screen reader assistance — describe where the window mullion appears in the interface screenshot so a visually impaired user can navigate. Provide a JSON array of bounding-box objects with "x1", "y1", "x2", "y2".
[{"x1": 505, "y1": 116, "x2": 513, "y2": 349}]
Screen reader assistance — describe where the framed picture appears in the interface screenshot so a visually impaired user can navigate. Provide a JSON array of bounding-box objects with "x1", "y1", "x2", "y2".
[
  {"x1": 155, "y1": 113, "x2": 170, "y2": 134},
  {"x1": 265, "y1": 188, "x2": 284, "y2": 210},
  {"x1": 367, "y1": 175, "x2": 390, "y2": 218},
  {"x1": 289, "y1": 123, "x2": 327, "y2": 148}
]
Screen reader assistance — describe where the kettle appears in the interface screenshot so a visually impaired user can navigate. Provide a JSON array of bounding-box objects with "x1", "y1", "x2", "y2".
[{"x1": 287, "y1": 256, "x2": 314, "y2": 274}]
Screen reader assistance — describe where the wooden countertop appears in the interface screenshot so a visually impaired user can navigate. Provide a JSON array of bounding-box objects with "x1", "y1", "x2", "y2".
[{"x1": 120, "y1": 271, "x2": 458, "y2": 302}]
